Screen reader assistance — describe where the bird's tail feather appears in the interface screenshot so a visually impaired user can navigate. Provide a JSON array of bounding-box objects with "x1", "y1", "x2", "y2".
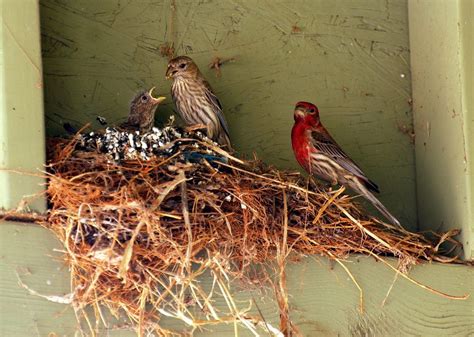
[{"x1": 349, "y1": 178, "x2": 402, "y2": 228}]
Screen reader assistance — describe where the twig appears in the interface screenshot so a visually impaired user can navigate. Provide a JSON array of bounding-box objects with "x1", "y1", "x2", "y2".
[
  {"x1": 367, "y1": 251, "x2": 469, "y2": 300},
  {"x1": 208, "y1": 56, "x2": 236, "y2": 77},
  {"x1": 0, "y1": 210, "x2": 47, "y2": 223},
  {"x1": 381, "y1": 271, "x2": 399, "y2": 307},
  {"x1": 180, "y1": 169, "x2": 193, "y2": 275}
]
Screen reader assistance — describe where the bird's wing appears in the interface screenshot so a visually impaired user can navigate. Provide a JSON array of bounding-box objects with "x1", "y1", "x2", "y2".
[
  {"x1": 202, "y1": 80, "x2": 231, "y2": 138},
  {"x1": 126, "y1": 111, "x2": 140, "y2": 126},
  {"x1": 310, "y1": 127, "x2": 378, "y2": 191}
]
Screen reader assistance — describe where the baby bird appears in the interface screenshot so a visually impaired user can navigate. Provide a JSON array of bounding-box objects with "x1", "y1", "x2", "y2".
[
  {"x1": 166, "y1": 55, "x2": 232, "y2": 149},
  {"x1": 122, "y1": 87, "x2": 165, "y2": 132}
]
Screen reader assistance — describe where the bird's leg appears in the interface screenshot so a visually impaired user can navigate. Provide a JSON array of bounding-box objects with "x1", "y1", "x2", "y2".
[
  {"x1": 328, "y1": 183, "x2": 343, "y2": 194},
  {"x1": 305, "y1": 176, "x2": 311, "y2": 203},
  {"x1": 329, "y1": 182, "x2": 339, "y2": 192}
]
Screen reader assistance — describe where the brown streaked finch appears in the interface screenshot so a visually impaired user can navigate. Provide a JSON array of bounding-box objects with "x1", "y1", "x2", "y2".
[
  {"x1": 291, "y1": 101, "x2": 401, "y2": 228},
  {"x1": 166, "y1": 55, "x2": 232, "y2": 149}
]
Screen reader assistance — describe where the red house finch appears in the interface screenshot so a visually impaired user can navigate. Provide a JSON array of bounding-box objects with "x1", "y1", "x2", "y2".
[
  {"x1": 166, "y1": 56, "x2": 232, "y2": 149},
  {"x1": 291, "y1": 101, "x2": 401, "y2": 227},
  {"x1": 122, "y1": 87, "x2": 165, "y2": 132}
]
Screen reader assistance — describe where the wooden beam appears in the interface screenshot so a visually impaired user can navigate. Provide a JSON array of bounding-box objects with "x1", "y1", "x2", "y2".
[
  {"x1": 409, "y1": 0, "x2": 474, "y2": 259},
  {"x1": 1, "y1": 222, "x2": 473, "y2": 336},
  {"x1": 0, "y1": 0, "x2": 46, "y2": 212}
]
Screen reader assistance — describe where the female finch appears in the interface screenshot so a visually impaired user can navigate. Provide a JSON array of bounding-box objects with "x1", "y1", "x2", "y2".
[
  {"x1": 291, "y1": 101, "x2": 401, "y2": 227},
  {"x1": 166, "y1": 56, "x2": 232, "y2": 149}
]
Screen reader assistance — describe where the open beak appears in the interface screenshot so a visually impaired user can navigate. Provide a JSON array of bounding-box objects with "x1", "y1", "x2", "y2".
[{"x1": 148, "y1": 87, "x2": 166, "y2": 104}]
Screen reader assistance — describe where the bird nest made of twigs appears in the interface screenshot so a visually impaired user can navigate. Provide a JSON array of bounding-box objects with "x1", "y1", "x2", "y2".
[{"x1": 40, "y1": 126, "x2": 463, "y2": 336}]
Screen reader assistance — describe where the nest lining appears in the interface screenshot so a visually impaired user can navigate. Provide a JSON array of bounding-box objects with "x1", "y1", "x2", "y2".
[{"x1": 42, "y1": 127, "x2": 464, "y2": 336}]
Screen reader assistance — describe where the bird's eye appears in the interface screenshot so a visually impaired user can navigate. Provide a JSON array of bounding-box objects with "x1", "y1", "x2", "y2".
[
  {"x1": 308, "y1": 108, "x2": 315, "y2": 113},
  {"x1": 179, "y1": 63, "x2": 186, "y2": 69},
  {"x1": 141, "y1": 95, "x2": 148, "y2": 102}
]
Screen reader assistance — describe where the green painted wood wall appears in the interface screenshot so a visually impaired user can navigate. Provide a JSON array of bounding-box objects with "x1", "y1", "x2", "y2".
[
  {"x1": 40, "y1": 0, "x2": 417, "y2": 229},
  {"x1": 0, "y1": 0, "x2": 45, "y2": 212},
  {"x1": 409, "y1": 0, "x2": 474, "y2": 259}
]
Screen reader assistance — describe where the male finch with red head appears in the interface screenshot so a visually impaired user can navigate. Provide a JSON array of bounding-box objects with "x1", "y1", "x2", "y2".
[
  {"x1": 166, "y1": 56, "x2": 232, "y2": 149},
  {"x1": 291, "y1": 101, "x2": 401, "y2": 227}
]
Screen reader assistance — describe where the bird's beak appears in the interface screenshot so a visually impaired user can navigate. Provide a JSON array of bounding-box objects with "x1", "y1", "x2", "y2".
[
  {"x1": 165, "y1": 67, "x2": 173, "y2": 80},
  {"x1": 294, "y1": 109, "x2": 305, "y2": 119},
  {"x1": 153, "y1": 96, "x2": 166, "y2": 104},
  {"x1": 165, "y1": 66, "x2": 178, "y2": 80},
  {"x1": 148, "y1": 87, "x2": 166, "y2": 104}
]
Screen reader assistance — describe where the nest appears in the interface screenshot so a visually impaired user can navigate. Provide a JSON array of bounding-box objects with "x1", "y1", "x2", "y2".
[{"x1": 41, "y1": 128, "x2": 464, "y2": 336}]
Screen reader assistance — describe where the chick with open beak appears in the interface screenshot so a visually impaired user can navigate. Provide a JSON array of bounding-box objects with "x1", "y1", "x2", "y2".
[{"x1": 123, "y1": 87, "x2": 166, "y2": 132}]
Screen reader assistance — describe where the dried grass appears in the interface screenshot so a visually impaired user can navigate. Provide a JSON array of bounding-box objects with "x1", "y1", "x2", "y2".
[{"x1": 41, "y1": 134, "x2": 467, "y2": 337}]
